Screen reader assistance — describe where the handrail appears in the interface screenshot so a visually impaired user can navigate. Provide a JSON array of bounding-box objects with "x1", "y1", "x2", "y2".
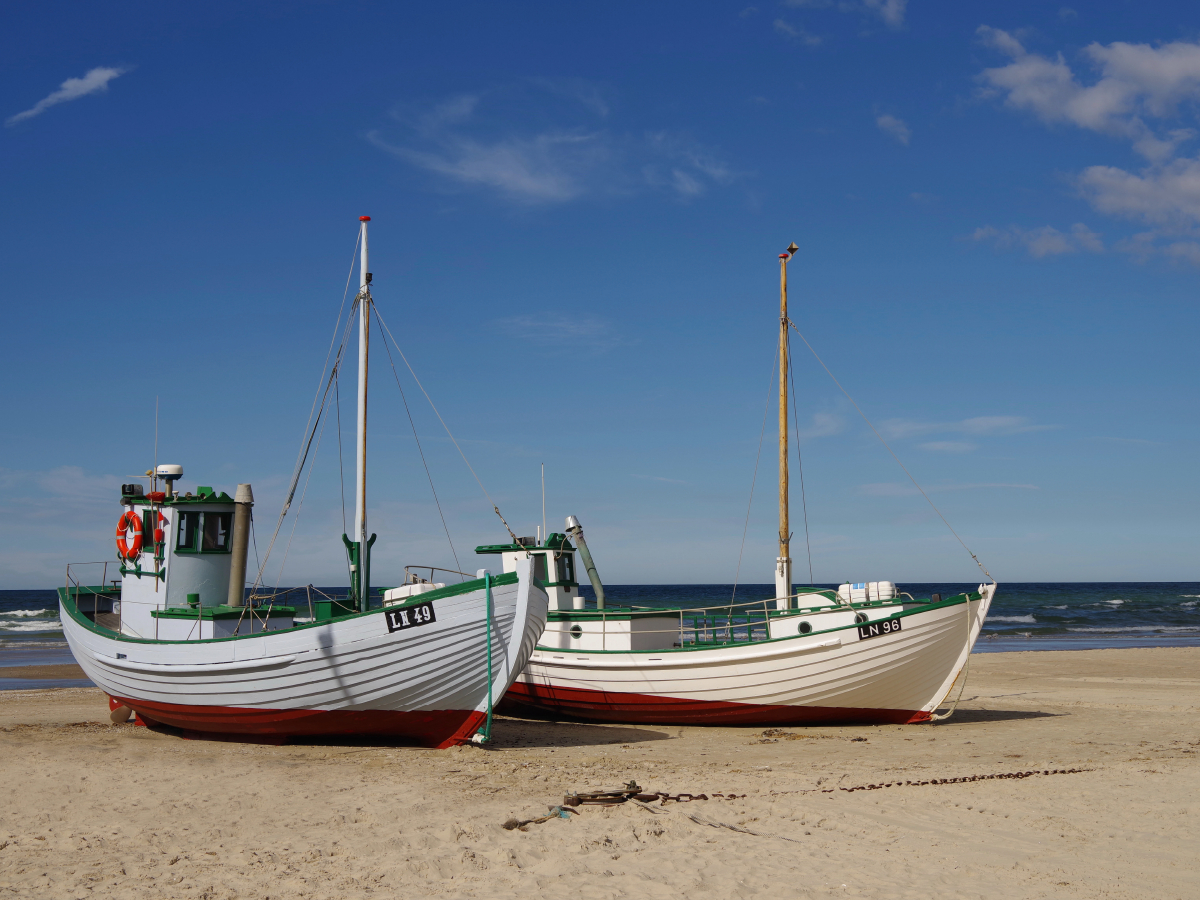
[{"x1": 404, "y1": 564, "x2": 474, "y2": 585}]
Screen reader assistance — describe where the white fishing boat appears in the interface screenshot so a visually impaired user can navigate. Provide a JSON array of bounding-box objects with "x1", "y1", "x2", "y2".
[
  {"x1": 59, "y1": 217, "x2": 549, "y2": 748},
  {"x1": 494, "y1": 245, "x2": 996, "y2": 726}
]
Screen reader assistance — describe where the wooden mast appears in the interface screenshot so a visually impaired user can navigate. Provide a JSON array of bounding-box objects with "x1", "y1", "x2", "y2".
[{"x1": 776, "y1": 243, "x2": 798, "y2": 607}]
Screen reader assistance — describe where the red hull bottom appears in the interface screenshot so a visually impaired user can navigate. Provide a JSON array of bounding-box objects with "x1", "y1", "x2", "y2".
[
  {"x1": 114, "y1": 696, "x2": 486, "y2": 749},
  {"x1": 499, "y1": 682, "x2": 931, "y2": 726}
]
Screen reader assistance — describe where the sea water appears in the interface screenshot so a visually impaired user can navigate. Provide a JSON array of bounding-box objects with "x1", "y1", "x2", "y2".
[{"x1": 3, "y1": 582, "x2": 1198, "y2": 682}]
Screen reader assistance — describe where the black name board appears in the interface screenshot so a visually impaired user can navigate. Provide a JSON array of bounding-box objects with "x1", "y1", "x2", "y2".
[
  {"x1": 857, "y1": 618, "x2": 901, "y2": 641},
  {"x1": 385, "y1": 601, "x2": 436, "y2": 633}
]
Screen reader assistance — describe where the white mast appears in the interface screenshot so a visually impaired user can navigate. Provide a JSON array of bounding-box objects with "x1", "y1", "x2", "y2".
[{"x1": 355, "y1": 216, "x2": 371, "y2": 560}]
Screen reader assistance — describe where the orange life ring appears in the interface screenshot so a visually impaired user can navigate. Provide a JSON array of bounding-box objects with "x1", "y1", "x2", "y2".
[{"x1": 116, "y1": 510, "x2": 143, "y2": 560}]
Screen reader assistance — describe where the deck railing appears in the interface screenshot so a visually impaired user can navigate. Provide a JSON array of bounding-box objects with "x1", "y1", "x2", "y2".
[{"x1": 574, "y1": 590, "x2": 858, "y2": 649}]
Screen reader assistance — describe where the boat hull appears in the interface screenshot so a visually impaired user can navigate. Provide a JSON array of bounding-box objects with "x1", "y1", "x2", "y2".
[
  {"x1": 118, "y1": 699, "x2": 489, "y2": 747},
  {"x1": 64, "y1": 564, "x2": 547, "y2": 748},
  {"x1": 499, "y1": 585, "x2": 994, "y2": 727}
]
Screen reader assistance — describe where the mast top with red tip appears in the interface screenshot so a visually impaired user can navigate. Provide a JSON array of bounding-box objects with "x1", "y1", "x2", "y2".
[{"x1": 360, "y1": 216, "x2": 371, "y2": 221}]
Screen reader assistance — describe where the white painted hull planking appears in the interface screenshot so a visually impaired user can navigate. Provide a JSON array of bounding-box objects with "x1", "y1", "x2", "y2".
[
  {"x1": 501, "y1": 584, "x2": 994, "y2": 726},
  {"x1": 63, "y1": 563, "x2": 547, "y2": 748}
]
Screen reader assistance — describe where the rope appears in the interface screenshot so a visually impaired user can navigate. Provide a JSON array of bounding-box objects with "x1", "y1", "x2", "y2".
[
  {"x1": 931, "y1": 590, "x2": 977, "y2": 722},
  {"x1": 786, "y1": 332, "x2": 814, "y2": 584},
  {"x1": 372, "y1": 306, "x2": 520, "y2": 544},
  {"x1": 731, "y1": 347, "x2": 778, "y2": 606},
  {"x1": 272, "y1": 376, "x2": 332, "y2": 592},
  {"x1": 787, "y1": 320, "x2": 994, "y2": 584},
  {"x1": 251, "y1": 295, "x2": 358, "y2": 593},
  {"x1": 377, "y1": 306, "x2": 464, "y2": 578}
]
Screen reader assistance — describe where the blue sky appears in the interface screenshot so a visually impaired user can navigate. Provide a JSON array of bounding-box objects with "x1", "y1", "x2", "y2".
[{"x1": 2, "y1": 1, "x2": 1198, "y2": 588}]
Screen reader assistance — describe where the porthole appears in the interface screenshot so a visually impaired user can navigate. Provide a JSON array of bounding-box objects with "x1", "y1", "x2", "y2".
[
  {"x1": 569, "y1": 624, "x2": 583, "y2": 639},
  {"x1": 797, "y1": 620, "x2": 812, "y2": 635},
  {"x1": 854, "y1": 612, "x2": 868, "y2": 624}
]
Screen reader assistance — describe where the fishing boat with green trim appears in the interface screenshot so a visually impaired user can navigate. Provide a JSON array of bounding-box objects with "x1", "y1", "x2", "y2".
[
  {"x1": 493, "y1": 244, "x2": 996, "y2": 726},
  {"x1": 58, "y1": 217, "x2": 549, "y2": 748}
]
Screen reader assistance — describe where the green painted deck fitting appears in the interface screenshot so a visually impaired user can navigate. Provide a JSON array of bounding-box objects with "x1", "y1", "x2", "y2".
[{"x1": 475, "y1": 533, "x2": 575, "y2": 554}]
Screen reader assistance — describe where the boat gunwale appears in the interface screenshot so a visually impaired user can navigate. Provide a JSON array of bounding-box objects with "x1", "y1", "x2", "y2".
[{"x1": 58, "y1": 571, "x2": 521, "y2": 646}]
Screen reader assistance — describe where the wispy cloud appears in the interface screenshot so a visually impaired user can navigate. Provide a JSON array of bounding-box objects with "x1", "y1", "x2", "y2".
[
  {"x1": 881, "y1": 415, "x2": 1055, "y2": 440},
  {"x1": 797, "y1": 412, "x2": 845, "y2": 440},
  {"x1": 773, "y1": 19, "x2": 823, "y2": 47},
  {"x1": 7, "y1": 66, "x2": 129, "y2": 127},
  {"x1": 971, "y1": 223, "x2": 1103, "y2": 257},
  {"x1": 977, "y1": 27, "x2": 1200, "y2": 263},
  {"x1": 371, "y1": 84, "x2": 736, "y2": 204},
  {"x1": 875, "y1": 113, "x2": 911, "y2": 145},
  {"x1": 1089, "y1": 435, "x2": 1163, "y2": 445},
  {"x1": 783, "y1": 0, "x2": 907, "y2": 29},
  {"x1": 633, "y1": 474, "x2": 690, "y2": 485},
  {"x1": 862, "y1": 0, "x2": 907, "y2": 29},
  {"x1": 919, "y1": 441, "x2": 978, "y2": 453},
  {"x1": 859, "y1": 482, "x2": 1039, "y2": 497},
  {"x1": 496, "y1": 314, "x2": 631, "y2": 352}
]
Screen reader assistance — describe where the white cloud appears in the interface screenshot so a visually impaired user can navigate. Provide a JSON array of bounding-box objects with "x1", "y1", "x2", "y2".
[
  {"x1": 773, "y1": 19, "x2": 822, "y2": 47},
  {"x1": 784, "y1": 0, "x2": 906, "y2": 29},
  {"x1": 971, "y1": 222, "x2": 1103, "y2": 257},
  {"x1": 919, "y1": 441, "x2": 978, "y2": 453},
  {"x1": 882, "y1": 415, "x2": 1054, "y2": 440},
  {"x1": 875, "y1": 113, "x2": 911, "y2": 144},
  {"x1": 371, "y1": 125, "x2": 603, "y2": 204},
  {"x1": 373, "y1": 87, "x2": 735, "y2": 204},
  {"x1": 977, "y1": 28, "x2": 1200, "y2": 263},
  {"x1": 797, "y1": 412, "x2": 844, "y2": 440},
  {"x1": 859, "y1": 482, "x2": 1039, "y2": 496},
  {"x1": 1077, "y1": 157, "x2": 1200, "y2": 229},
  {"x1": 497, "y1": 314, "x2": 630, "y2": 352},
  {"x1": 7, "y1": 66, "x2": 129, "y2": 126},
  {"x1": 862, "y1": 0, "x2": 907, "y2": 28},
  {"x1": 977, "y1": 27, "x2": 1200, "y2": 156}
]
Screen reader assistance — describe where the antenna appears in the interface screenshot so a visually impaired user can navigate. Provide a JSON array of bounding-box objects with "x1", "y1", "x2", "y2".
[
  {"x1": 153, "y1": 396, "x2": 159, "y2": 494},
  {"x1": 541, "y1": 463, "x2": 546, "y2": 543}
]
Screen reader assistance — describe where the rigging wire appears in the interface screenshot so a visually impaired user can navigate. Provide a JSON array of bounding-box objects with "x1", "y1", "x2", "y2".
[
  {"x1": 334, "y1": 368, "x2": 353, "y2": 588},
  {"x1": 252, "y1": 232, "x2": 362, "y2": 592},
  {"x1": 372, "y1": 305, "x2": 521, "y2": 544},
  {"x1": 730, "y1": 346, "x2": 778, "y2": 606},
  {"x1": 376, "y1": 305, "x2": 465, "y2": 580},
  {"x1": 786, "y1": 331, "x2": 814, "y2": 585},
  {"x1": 251, "y1": 296, "x2": 359, "y2": 592},
  {"x1": 335, "y1": 370, "x2": 346, "y2": 534},
  {"x1": 787, "y1": 319, "x2": 994, "y2": 583},
  {"x1": 273, "y1": 373, "x2": 334, "y2": 591}
]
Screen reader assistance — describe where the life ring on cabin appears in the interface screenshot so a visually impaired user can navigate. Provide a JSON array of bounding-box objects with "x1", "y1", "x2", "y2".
[{"x1": 116, "y1": 511, "x2": 143, "y2": 560}]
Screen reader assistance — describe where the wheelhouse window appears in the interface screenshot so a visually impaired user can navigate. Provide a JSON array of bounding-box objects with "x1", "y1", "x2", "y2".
[
  {"x1": 555, "y1": 554, "x2": 575, "y2": 584},
  {"x1": 177, "y1": 512, "x2": 200, "y2": 550},
  {"x1": 532, "y1": 553, "x2": 548, "y2": 583},
  {"x1": 176, "y1": 510, "x2": 232, "y2": 553},
  {"x1": 202, "y1": 512, "x2": 232, "y2": 551}
]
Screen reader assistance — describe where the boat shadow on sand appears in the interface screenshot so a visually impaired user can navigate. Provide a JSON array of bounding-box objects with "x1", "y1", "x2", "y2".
[
  {"x1": 143, "y1": 716, "x2": 672, "y2": 750},
  {"x1": 934, "y1": 706, "x2": 1064, "y2": 724}
]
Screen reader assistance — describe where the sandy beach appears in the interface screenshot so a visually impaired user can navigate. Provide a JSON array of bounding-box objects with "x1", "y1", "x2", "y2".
[{"x1": 0, "y1": 646, "x2": 1196, "y2": 899}]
